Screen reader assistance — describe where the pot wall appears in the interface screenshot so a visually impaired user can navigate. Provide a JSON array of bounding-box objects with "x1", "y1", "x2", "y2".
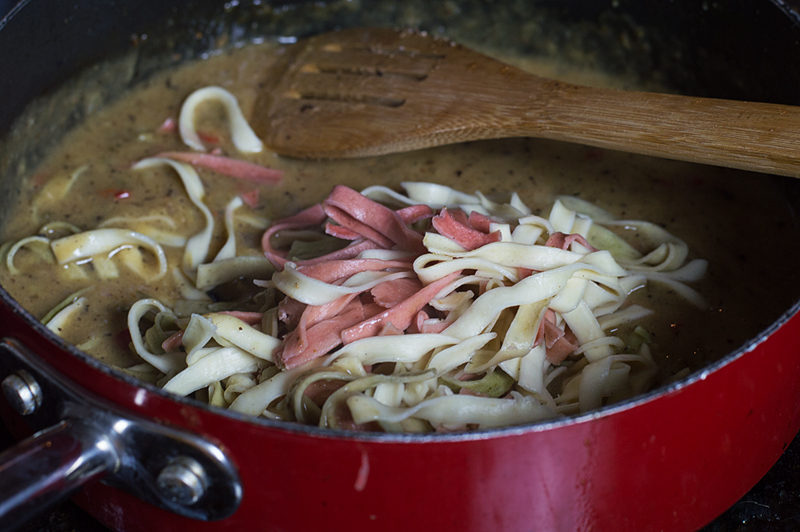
[{"x1": 8, "y1": 288, "x2": 800, "y2": 531}]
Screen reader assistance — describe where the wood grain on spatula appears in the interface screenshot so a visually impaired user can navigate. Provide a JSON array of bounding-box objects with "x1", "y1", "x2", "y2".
[{"x1": 254, "y1": 27, "x2": 800, "y2": 178}]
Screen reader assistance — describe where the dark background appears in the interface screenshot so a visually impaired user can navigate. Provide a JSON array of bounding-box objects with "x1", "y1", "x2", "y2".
[{"x1": 1, "y1": 0, "x2": 800, "y2": 530}]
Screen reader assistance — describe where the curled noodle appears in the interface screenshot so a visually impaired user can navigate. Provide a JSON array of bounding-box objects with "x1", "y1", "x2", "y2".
[
  {"x1": 178, "y1": 86, "x2": 263, "y2": 153},
  {"x1": 118, "y1": 178, "x2": 705, "y2": 432},
  {"x1": 11, "y1": 85, "x2": 704, "y2": 433}
]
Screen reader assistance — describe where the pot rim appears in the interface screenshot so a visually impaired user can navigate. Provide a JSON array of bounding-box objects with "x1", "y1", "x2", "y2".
[{"x1": 2, "y1": 281, "x2": 797, "y2": 443}]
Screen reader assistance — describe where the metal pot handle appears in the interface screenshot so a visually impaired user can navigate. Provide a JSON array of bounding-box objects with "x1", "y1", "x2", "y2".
[
  {"x1": 0, "y1": 417, "x2": 119, "y2": 530},
  {"x1": 0, "y1": 338, "x2": 242, "y2": 530}
]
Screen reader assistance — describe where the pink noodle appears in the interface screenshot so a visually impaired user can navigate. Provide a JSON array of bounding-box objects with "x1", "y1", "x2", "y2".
[
  {"x1": 297, "y1": 258, "x2": 412, "y2": 284},
  {"x1": 431, "y1": 208, "x2": 500, "y2": 251},
  {"x1": 341, "y1": 271, "x2": 461, "y2": 344},
  {"x1": 397, "y1": 204, "x2": 434, "y2": 224},
  {"x1": 157, "y1": 117, "x2": 177, "y2": 133},
  {"x1": 323, "y1": 203, "x2": 395, "y2": 248},
  {"x1": 240, "y1": 189, "x2": 260, "y2": 208},
  {"x1": 161, "y1": 330, "x2": 184, "y2": 352},
  {"x1": 324, "y1": 223, "x2": 363, "y2": 241},
  {"x1": 293, "y1": 294, "x2": 359, "y2": 354},
  {"x1": 371, "y1": 278, "x2": 422, "y2": 308},
  {"x1": 293, "y1": 240, "x2": 380, "y2": 267},
  {"x1": 412, "y1": 310, "x2": 451, "y2": 334},
  {"x1": 467, "y1": 211, "x2": 495, "y2": 232},
  {"x1": 218, "y1": 310, "x2": 264, "y2": 325},
  {"x1": 324, "y1": 185, "x2": 425, "y2": 252},
  {"x1": 156, "y1": 151, "x2": 283, "y2": 183},
  {"x1": 261, "y1": 204, "x2": 327, "y2": 267},
  {"x1": 540, "y1": 309, "x2": 578, "y2": 364},
  {"x1": 279, "y1": 303, "x2": 370, "y2": 369},
  {"x1": 278, "y1": 298, "x2": 306, "y2": 330},
  {"x1": 545, "y1": 231, "x2": 597, "y2": 252}
]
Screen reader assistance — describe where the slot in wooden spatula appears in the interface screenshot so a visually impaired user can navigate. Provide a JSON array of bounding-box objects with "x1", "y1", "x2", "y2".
[{"x1": 254, "y1": 27, "x2": 800, "y2": 177}]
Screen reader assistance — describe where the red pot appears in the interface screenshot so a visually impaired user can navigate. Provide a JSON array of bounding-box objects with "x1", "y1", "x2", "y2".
[
  {"x1": 1, "y1": 1, "x2": 799, "y2": 531},
  {"x1": 7, "y1": 304, "x2": 799, "y2": 531}
]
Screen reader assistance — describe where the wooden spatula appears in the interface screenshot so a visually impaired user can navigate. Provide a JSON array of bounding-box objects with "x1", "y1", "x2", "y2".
[{"x1": 254, "y1": 27, "x2": 800, "y2": 177}]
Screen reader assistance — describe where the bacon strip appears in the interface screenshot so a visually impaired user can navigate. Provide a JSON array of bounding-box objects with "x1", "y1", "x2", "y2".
[{"x1": 156, "y1": 151, "x2": 283, "y2": 183}]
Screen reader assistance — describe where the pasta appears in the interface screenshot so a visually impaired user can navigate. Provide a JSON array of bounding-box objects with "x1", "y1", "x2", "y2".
[{"x1": 4, "y1": 45, "x2": 759, "y2": 434}]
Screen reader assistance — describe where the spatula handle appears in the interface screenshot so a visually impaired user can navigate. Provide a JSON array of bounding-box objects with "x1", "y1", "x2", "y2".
[{"x1": 529, "y1": 84, "x2": 800, "y2": 177}]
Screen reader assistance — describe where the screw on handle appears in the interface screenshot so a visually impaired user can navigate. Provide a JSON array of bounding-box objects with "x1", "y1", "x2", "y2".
[
  {"x1": 157, "y1": 456, "x2": 209, "y2": 506},
  {"x1": 0, "y1": 337, "x2": 243, "y2": 525},
  {"x1": 2, "y1": 370, "x2": 43, "y2": 416}
]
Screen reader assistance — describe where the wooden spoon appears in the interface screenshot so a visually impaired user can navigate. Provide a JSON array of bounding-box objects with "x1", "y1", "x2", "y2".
[{"x1": 254, "y1": 27, "x2": 800, "y2": 177}]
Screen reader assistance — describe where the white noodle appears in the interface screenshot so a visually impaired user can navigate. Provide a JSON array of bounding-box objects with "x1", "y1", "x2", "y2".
[
  {"x1": 273, "y1": 261, "x2": 414, "y2": 306},
  {"x1": 132, "y1": 157, "x2": 213, "y2": 273},
  {"x1": 163, "y1": 346, "x2": 263, "y2": 396},
  {"x1": 212, "y1": 196, "x2": 243, "y2": 262},
  {"x1": 50, "y1": 228, "x2": 167, "y2": 280},
  {"x1": 178, "y1": 86, "x2": 263, "y2": 153},
  {"x1": 114, "y1": 179, "x2": 705, "y2": 430}
]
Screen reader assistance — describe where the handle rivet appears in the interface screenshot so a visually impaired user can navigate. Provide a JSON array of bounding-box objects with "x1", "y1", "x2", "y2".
[
  {"x1": 156, "y1": 456, "x2": 208, "y2": 506},
  {"x1": 1, "y1": 370, "x2": 43, "y2": 415}
]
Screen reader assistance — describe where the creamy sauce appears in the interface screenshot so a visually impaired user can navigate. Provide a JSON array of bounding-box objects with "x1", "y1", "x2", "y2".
[{"x1": 1, "y1": 41, "x2": 798, "y2": 386}]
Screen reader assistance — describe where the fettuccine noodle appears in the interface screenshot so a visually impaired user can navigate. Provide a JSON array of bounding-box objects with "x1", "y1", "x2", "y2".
[{"x1": 3, "y1": 86, "x2": 708, "y2": 433}]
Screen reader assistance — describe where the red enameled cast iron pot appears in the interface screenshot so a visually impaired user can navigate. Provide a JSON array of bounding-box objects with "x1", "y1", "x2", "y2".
[{"x1": 1, "y1": 1, "x2": 800, "y2": 530}]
